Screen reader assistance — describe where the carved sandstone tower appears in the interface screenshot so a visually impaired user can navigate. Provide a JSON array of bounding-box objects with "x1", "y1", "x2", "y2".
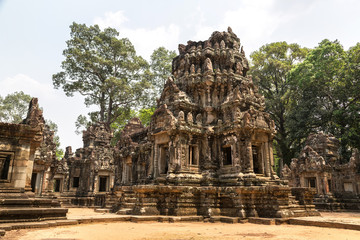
[
  {"x1": 149, "y1": 27, "x2": 276, "y2": 185},
  {"x1": 114, "y1": 28, "x2": 318, "y2": 218}
]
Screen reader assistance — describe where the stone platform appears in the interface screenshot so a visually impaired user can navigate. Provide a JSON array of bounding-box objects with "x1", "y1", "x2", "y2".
[{"x1": 113, "y1": 185, "x2": 319, "y2": 218}]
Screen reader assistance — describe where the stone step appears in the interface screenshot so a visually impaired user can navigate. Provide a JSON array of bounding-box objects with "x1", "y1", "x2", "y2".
[
  {"x1": 116, "y1": 208, "x2": 133, "y2": 215},
  {"x1": 0, "y1": 207, "x2": 68, "y2": 223},
  {"x1": 94, "y1": 208, "x2": 111, "y2": 213},
  {"x1": 123, "y1": 197, "x2": 137, "y2": 203}
]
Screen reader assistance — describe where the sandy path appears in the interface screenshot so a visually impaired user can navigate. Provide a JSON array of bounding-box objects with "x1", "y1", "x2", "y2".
[{"x1": 3, "y1": 221, "x2": 360, "y2": 240}]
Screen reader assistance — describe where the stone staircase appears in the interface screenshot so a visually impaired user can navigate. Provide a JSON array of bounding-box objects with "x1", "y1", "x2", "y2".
[
  {"x1": 94, "y1": 193, "x2": 119, "y2": 213},
  {"x1": 288, "y1": 195, "x2": 319, "y2": 217},
  {"x1": 314, "y1": 194, "x2": 360, "y2": 211},
  {"x1": 0, "y1": 188, "x2": 68, "y2": 223},
  {"x1": 116, "y1": 189, "x2": 137, "y2": 215}
]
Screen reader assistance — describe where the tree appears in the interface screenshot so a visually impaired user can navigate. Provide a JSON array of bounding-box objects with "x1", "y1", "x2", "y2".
[
  {"x1": 288, "y1": 40, "x2": 360, "y2": 162},
  {"x1": 46, "y1": 120, "x2": 64, "y2": 160},
  {"x1": 53, "y1": 22, "x2": 151, "y2": 130},
  {"x1": 149, "y1": 47, "x2": 176, "y2": 106},
  {"x1": 0, "y1": 91, "x2": 32, "y2": 123},
  {"x1": 249, "y1": 42, "x2": 309, "y2": 167}
]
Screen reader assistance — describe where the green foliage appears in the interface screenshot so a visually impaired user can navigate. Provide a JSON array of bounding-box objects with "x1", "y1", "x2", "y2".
[
  {"x1": 249, "y1": 42, "x2": 309, "y2": 165},
  {"x1": 138, "y1": 107, "x2": 156, "y2": 127},
  {"x1": 288, "y1": 40, "x2": 360, "y2": 162},
  {"x1": 45, "y1": 119, "x2": 64, "y2": 160},
  {"x1": 0, "y1": 91, "x2": 32, "y2": 123},
  {"x1": 149, "y1": 47, "x2": 176, "y2": 106},
  {"x1": 53, "y1": 22, "x2": 151, "y2": 131}
]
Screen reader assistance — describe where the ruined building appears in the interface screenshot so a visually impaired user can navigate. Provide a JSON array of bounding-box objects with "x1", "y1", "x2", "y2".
[
  {"x1": 31, "y1": 124, "x2": 58, "y2": 196},
  {"x1": 0, "y1": 98, "x2": 67, "y2": 222},
  {"x1": 55, "y1": 122, "x2": 116, "y2": 206},
  {"x1": 113, "y1": 28, "x2": 318, "y2": 218},
  {"x1": 282, "y1": 133, "x2": 360, "y2": 210}
]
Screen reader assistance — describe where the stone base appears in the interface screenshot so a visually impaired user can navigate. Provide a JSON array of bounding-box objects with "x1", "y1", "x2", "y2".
[
  {"x1": 0, "y1": 188, "x2": 68, "y2": 223},
  {"x1": 314, "y1": 193, "x2": 360, "y2": 211},
  {"x1": 113, "y1": 185, "x2": 319, "y2": 218}
]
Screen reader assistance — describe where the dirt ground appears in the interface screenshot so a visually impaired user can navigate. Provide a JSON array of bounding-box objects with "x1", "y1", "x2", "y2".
[{"x1": 2, "y1": 209, "x2": 360, "y2": 240}]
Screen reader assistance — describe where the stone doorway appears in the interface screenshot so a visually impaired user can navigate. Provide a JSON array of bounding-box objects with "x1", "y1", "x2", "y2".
[
  {"x1": 54, "y1": 179, "x2": 61, "y2": 192},
  {"x1": 307, "y1": 177, "x2": 316, "y2": 188},
  {"x1": 0, "y1": 153, "x2": 11, "y2": 180},
  {"x1": 252, "y1": 145, "x2": 263, "y2": 174},
  {"x1": 159, "y1": 145, "x2": 169, "y2": 174},
  {"x1": 99, "y1": 176, "x2": 108, "y2": 192},
  {"x1": 31, "y1": 173, "x2": 37, "y2": 192},
  {"x1": 223, "y1": 146, "x2": 232, "y2": 166}
]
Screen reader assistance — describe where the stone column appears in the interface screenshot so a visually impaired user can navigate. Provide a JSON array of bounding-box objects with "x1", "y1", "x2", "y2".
[
  {"x1": 264, "y1": 142, "x2": 271, "y2": 177},
  {"x1": 268, "y1": 140, "x2": 275, "y2": 175},
  {"x1": 153, "y1": 144, "x2": 159, "y2": 177},
  {"x1": 245, "y1": 138, "x2": 253, "y2": 173},
  {"x1": 323, "y1": 175, "x2": 329, "y2": 194}
]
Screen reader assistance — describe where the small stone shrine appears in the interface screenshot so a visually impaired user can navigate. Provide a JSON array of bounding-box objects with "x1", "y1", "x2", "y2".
[
  {"x1": 113, "y1": 28, "x2": 318, "y2": 218},
  {"x1": 57, "y1": 122, "x2": 116, "y2": 206},
  {"x1": 282, "y1": 133, "x2": 360, "y2": 210}
]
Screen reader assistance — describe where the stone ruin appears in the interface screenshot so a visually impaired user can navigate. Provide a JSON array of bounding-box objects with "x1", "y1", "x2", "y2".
[
  {"x1": 0, "y1": 98, "x2": 67, "y2": 222},
  {"x1": 31, "y1": 124, "x2": 58, "y2": 196},
  {"x1": 282, "y1": 132, "x2": 360, "y2": 210},
  {"x1": 53, "y1": 122, "x2": 116, "y2": 207},
  {"x1": 112, "y1": 28, "x2": 319, "y2": 218}
]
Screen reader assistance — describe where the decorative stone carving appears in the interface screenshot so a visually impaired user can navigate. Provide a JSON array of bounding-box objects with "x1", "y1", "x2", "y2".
[
  {"x1": 178, "y1": 111, "x2": 185, "y2": 121},
  {"x1": 187, "y1": 112, "x2": 193, "y2": 124}
]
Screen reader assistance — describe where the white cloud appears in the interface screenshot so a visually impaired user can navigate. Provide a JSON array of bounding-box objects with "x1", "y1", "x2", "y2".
[
  {"x1": 0, "y1": 74, "x2": 57, "y2": 100},
  {"x1": 93, "y1": 11, "x2": 128, "y2": 29},
  {"x1": 189, "y1": 0, "x2": 316, "y2": 57},
  {"x1": 93, "y1": 11, "x2": 180, "y2": 60}
]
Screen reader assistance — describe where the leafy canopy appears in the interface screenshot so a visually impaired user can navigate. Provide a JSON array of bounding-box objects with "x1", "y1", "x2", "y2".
[
  {"x1": 0, "y1": 91, "x2": 32, "y2": 123},
  {"x1": 149, "y1": 47, "x2": 176, "y2": 105},
  {"x1": 53, "y1": 22, "x2": 151, "y2": 130},
  {"x1": 288, "y1": 40, "x2": 360, "y2": 162},
  {"x1": 249, "y1": 42, "x2": 309, "y2": 166}
]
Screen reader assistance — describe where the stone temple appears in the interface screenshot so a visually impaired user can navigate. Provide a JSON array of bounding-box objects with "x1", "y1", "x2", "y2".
[{"x1": 112, "y1": 28, "x2": 318, "y2": 218}]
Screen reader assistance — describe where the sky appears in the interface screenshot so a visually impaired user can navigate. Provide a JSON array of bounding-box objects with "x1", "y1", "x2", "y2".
[{"x1": 0, "y1": 0, "x2": 359, "y2": 150}]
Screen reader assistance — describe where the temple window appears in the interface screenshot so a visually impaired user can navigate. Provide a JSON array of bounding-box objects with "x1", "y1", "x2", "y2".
[
  {"x1": 73, "y1": 177, "x2": 80, "y2": 188},
  {"x1": 223, "y1": 146, "x2": 232, "y2": 166},
  {"x1": 188, "y1": 146, "x2": 198, "y2": 166},
  {"x1": 344, "y1": 182, "x2": 354, "y2": 192}
]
